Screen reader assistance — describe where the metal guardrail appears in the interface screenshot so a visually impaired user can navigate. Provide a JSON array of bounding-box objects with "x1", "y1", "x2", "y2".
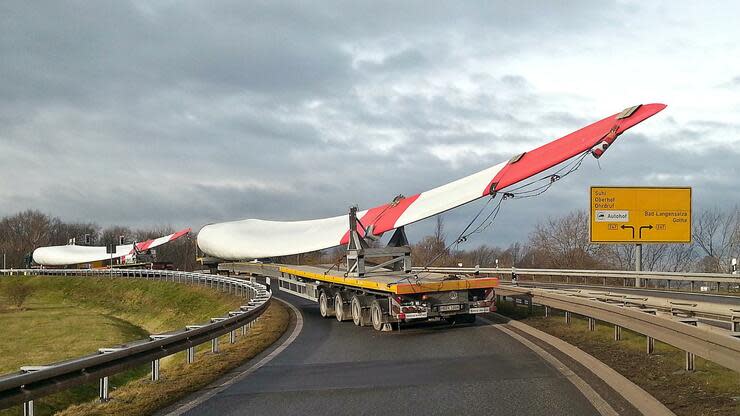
[
  {"x1": 414, "y1": 266, "x2": 740, "y2": 291},
  {"x1": 493, "y1": 285, "x2": 740, "y2": 373},
  {"x1": 0, "y1": 268, "x2": 271, "y2": 413},
  {"x1": 414, "y1": 267, "x2": 740, "y2": 371}
]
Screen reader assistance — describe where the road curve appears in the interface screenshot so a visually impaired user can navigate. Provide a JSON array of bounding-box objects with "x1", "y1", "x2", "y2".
[{"x1": 180, "y1": 291, "x2": 609, "y2": 416}]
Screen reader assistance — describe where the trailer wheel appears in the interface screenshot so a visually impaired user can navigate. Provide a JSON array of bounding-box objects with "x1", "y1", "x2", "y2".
[
  {"x1": 351, "y1": 295, "x2": 366, "y2": 326},
  {"x1": 335, "y1": 292, "x2": 350, "y2": 322},
  {"x1": 370, "y1": 300, "x2": 384, "y2": 331},
  {"x1": 319, "y1": 290, "x2": 334, "y2": 318}
]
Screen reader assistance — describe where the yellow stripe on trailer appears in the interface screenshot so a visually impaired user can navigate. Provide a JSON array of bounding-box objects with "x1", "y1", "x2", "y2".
[
  {"x1": 278, "y1": 266, "x2": 498, "y2": 295},
  {"x1": 394, "y1": 278, "x2": 499, "y2": 295}
]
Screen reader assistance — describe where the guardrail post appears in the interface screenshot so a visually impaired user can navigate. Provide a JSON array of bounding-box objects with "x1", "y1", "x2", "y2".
[
  {"x1": 99, "y1": 376, "x2": 110, "y2": 402},
  {"x1": 187, "y1": 347, "x2": 195, "y2": 363},
  {"x1": 614, "y1": 325, "x2": 622, "y2": 341},
  {"x1": 212, "y1": 337, "x2": 220, "y2": 353},
  {"x1": 685, "y1": 351, "x2": 695, "y2": 371},
  {"x1": 230, "y1": 330, "x2": 236, "y2": 344},
  {"x1": 646, "y1": 336, "x2": 655, "y2": 354},
  {"x1": 564, "y1": 311, "x2": 571, "y2": 325},
  {"x1": 544, "y1": 306, "x2": 550, "y2": 317},
  {"x1": 587, "y1": 317, "x2": 595, "y2": 331},
  {"x1": 242, "y1": 324, "x2": 247, "y2": 336},
  {"x1": 151, "y1": 359, "x2": 160, "y2": 381},
  {"x1": 23, "y1": 400, "x2": 33, "y2": 416},
  {"x1": 731, "y1": 314, "x2": 740, "y2": 337}
]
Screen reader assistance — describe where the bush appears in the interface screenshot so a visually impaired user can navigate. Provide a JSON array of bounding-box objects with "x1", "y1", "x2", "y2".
[{"x1": 6, "y1": 281, "x2": 34, "y2": 308}]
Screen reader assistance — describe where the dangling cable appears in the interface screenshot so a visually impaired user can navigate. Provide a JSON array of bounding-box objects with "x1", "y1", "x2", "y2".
[
  {"x1": 391, "y1": 149, "x2": 594, "y2": 286},
  {"x1": 410, "y1": 150, "x2": 591, "y2": 283}
]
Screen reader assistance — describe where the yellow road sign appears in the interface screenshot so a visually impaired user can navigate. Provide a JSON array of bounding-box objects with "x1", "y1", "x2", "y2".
[{"x1": 590, "y1": 187, "x2": 691, "y2": 243}]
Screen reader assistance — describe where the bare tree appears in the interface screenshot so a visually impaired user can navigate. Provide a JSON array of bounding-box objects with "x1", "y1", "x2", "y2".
[
  {"x1": 49, "y1": 220, "x2": 100, "y2": 245},
  {"x1": 602, "y1": 244, "x2": 635, "y2": 270},
  {"x1": 433, "y1": 215, "x2": 446, "y2": 245},
  {"x1": 100, "y1": 225, "x2": 133, "y2": 246},
  {"x1": 135, "y1": 226, "x2": 198, "y2": 271},
  {"x1": 498, "y1": 242, "x2": 529, "y2": 267},
  {"x1": 602, "y1": 243, "x2": 695, "y2": 272},
  {"x1": 660, "y1": 243, "x2": 697, "y2": 272},
  {"x1": 692, "y1": 207, "x2": 739, "y2": 272},
  {"x1": 0, "y1": 210, "x2": 54, "y2": 268},
  {"x1": 527, "y1": 210, "x2": 603, "y2": 269},
  {"x1": 464, "y1": 244, "x2": 502, "y2": 267},
  {"x1": 412, "y1": 215, "x2": 449, "y2": 267}
]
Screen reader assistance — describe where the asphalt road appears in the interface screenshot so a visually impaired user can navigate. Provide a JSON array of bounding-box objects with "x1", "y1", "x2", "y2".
[{"x1": 181, "y1": 290, "x2": 605, "y2": 416}]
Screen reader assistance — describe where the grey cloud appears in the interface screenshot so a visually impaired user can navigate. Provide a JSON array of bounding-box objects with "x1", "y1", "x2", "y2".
[
  {"x1": 358, "y1": 49, "x2": 429, "y2": 73},
  {"x1": 1, "y1": 1, "x2": 738, "y2": 249}
]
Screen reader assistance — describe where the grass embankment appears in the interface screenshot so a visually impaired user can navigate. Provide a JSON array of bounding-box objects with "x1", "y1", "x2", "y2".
[
  {"x1": 0, "y1": 276, "x2": 287, "y2": 416},
  {"x1": 496, "y1": 301, "x2": 740, "y2": 416},
  {"x1": 57, "y1": 302, "x2": 288, "y2": 416}
]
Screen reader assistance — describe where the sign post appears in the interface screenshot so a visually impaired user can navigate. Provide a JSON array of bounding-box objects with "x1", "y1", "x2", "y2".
[
  {"x1": 106, "y1": 243, "x2": 116, "y2": 277},
  {"x1": 590, "y1": 187, "x2": 692, "y2": 287},
  {"x1": 635, "y1": 244, "x2": 642, "y2": 286}
]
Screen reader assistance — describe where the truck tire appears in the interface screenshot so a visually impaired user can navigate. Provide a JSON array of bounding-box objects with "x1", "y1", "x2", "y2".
[
  {"x1": 335, "y1": 292, "x2": 350, "y2": 322},
  {"x1": 351, "y1": 295, "x2": 370, "y2": 326},
  {"x1": 370, "y1": 300, "x2": 384, "y2": 331},
  {"x1": 319, "y1": 290, "x2": 335, "y2": 318}
]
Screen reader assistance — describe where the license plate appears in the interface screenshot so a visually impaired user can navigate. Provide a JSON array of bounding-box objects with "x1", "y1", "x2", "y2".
[
  {"x1": 439, "y1": 304, "x2": 461, "y2": 312},
  {"x1": 469, "y1": 307, "x2": 488, "y2": 314},
  {"x1": 404, "y1": 312, "x2": 428, "y2": 319}
]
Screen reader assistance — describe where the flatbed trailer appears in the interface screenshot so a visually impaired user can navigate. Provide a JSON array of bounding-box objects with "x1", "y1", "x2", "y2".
[{"x1": 219, "y1": 262, "x2": 498, "y2": 331}]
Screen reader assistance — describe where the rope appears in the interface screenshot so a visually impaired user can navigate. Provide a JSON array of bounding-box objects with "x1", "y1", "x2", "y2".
[
  {"x1": 373, "y1": 149, "x2": 593, "y2": 289},
  {"x1": 409, "y1": 149, "x2": 592, "y2": 286}
]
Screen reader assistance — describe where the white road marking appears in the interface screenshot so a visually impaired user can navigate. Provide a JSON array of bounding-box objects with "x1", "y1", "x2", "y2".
[
  {"x1": 164, "y1": 298, "x2": 304, "y2": 416},
  {"x1": 480, "y1": 317, "x2": 619, "y2": 416}
]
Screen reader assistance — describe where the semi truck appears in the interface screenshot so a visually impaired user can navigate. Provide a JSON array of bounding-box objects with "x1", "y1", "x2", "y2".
[{"x1": 218, "y1": 261, "x2": 498, "y2": 331}]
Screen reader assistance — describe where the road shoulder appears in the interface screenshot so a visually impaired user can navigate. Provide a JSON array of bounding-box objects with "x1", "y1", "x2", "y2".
[{"x1": 481, "y1": 313, "x2": 675, "y2": 416}]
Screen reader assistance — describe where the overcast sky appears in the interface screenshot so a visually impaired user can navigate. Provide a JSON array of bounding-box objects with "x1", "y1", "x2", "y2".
[{"x1": 1, "y1": 1, "x2": 739, "y2": 247}]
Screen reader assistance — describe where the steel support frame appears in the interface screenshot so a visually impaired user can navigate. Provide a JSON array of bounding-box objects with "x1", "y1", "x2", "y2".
[{"x1": 345, "y1": 207, "x2": 411, "y2": 278}]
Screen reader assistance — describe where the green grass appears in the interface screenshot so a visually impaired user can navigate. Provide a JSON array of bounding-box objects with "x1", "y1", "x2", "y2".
[
  {"x1": 496, "y1": 300, "x2": 740, "y2": 416},
  {"x1": 0, "y1": 276, "x2": 244, "y2": 416},
  {"x1": 56, "y1": 302, "x2": 289, "y2": 416}
]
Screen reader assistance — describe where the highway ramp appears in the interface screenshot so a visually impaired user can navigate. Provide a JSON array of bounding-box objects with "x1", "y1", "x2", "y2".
[{"x1": 171, "y1": 291, "x2": 635, "y2": 416}]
